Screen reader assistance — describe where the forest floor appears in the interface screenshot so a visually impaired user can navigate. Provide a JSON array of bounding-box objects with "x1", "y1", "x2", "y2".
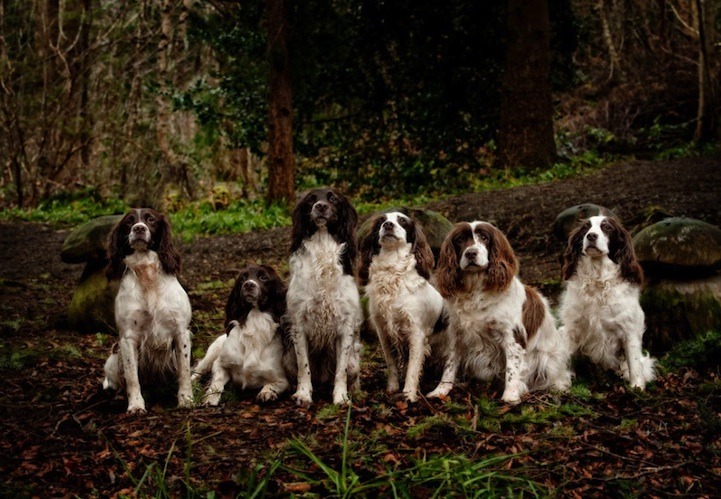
[{"x1": 1, "y1": 158, "x2": 720, "y2": 497}]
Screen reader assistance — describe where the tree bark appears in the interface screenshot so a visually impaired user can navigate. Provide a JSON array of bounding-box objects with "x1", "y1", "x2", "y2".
[
  {"x1": 694, "y1": 0, "x2": 718, "y2": 143},
  {"x1": 496, "y1": 0, "x2": 556, "y2": 170},
  {"x1": 265, "y1": 0, "x2": 295, "y2": 206}
]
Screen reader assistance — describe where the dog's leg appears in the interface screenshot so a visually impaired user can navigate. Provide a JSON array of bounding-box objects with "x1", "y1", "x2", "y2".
[
  {"x1": 258, "y1": 374, "x2": 290, "y2": 403},
  {"x1": 175, "y1": 329, "x2": 194, "y2": 408},
  {"x1": 291, "y1": 327, "x2": 313, "y2": 407},
  {"x1": 373, "y1": 315, "x2": 400, "y2": 394},
  {"x1": 103, "y1": 350, "x2": 121, "y2": 391},
  {"x1": 402, "y1": 326, "x2": 427, "y2": 402},
  {"x1": 501, "y1": 326, "x2": 529, "y2": 404},
  {"x1": 427, "y1": 325, "x2": 458, "y2": 399},
  {"x1": 204, "y1": 360, "x2": 230, "y2": 406},
  {"x1": 119, "y1": 335, "x2": 145, "y2": 413},
  {"x1": 332, "y1": 323, "x2": 355, "y2": 405},
  {"x1": 192, "y1": 334, "x2": 226, "y2": 383},
  {"x1": 622, "y1": 326, "x2": 647, "y2": 390}
]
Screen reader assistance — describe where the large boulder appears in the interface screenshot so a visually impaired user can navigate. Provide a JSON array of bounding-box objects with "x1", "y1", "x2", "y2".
[
  {"x1": 357, "y1": 207, "x2": 454, "y2": 261},
  {"x1": 633, "y1": 217, "x2": 721, "y2": 279},
  {"x1": 553, "y1": 203, "x2": 617, "y2": 242},
  {"x1": 633, "y1": 217, "x2": 721, "y2": 353},
  {"x1": 61, "y1": 215, "x2": 123, "y2": 264},
  {"x1": 62, "y1": 215, "x2": 122, "y2": 332}
]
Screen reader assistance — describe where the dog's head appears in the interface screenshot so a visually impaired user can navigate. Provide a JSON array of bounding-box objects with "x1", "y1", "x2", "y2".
[{"x1": 106, "y1": 208, "x2": 180, "y2": 280}]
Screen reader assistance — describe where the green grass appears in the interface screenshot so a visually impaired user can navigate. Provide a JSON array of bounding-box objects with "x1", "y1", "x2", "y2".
[
  {"x1": 0, "y1": 341, "x2": 83, "y2": 372},
  {"x1": 661, "y1": 330, "x2": 721, "y2": 371}
]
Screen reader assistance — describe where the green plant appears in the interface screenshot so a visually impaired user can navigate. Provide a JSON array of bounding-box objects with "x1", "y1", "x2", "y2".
[
  {"x1": 284, "y1": 404, "x2": 388, "y2": 497},
  {"x1": 661, "y1": 330, "x2": 721, "y2": 371}
]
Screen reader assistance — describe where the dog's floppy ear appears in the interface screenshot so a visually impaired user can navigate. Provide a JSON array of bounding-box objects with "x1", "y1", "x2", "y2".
[
  {"x1": 435, "y1": 226, "x2": 464, "y2": 298},
  {"x1": 607, "y1": 218, "x2": 644, "y2": 285},
  {"x1": 106, "y1": 215, "x2": 130, "y2": 281},
  {"x1": 358, "y1": 215, "x2": 383, "y2": 286},
  {"x1": 291, "y1": 192, "x2": 314, "y2": 254},
  {"x1": 561, "y1": 221, "x2": 588, "y2": 281},
  {"x1": 225, "y1": 271, "x2": 249, "y2": 329},
  {"x1": 154, "y1": 211, "x2": 181, "y2": 276},
  {"x1": 483, "y1": 225, "x2": 517, "y2": 293},
  {"x1": 411, "y1": 223, "x2": 435, "y2": 280},
  {"x1": 333, "y1": 191, "x2": 359, "y2": 275},
  {"x1": 262, "y1": 265, "x2": 288, "y2": 323}
]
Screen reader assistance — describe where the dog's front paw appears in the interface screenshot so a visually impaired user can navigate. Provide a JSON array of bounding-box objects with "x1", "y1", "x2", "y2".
[
  {"x1": 127, "y1": 402, "x2": 146, "y2": 414},
  {"x1": 427, "y1": 382, "x2": 452, "y2": 399},
  {"x1": 500, "y1": 387, "x2": 524, "y2": 405},
  {"x1": 292, "y1": 389, "x2": 313, "y2": 408},
  {"x1": 257, "y1": 387, "x2": 279, "y2": 403},
  {"x1": 177, "y1": 395, "x2": 194, "y2": 409},
  {"x1": 332, "y1": 387, "x2": 350, "y2": 405}
]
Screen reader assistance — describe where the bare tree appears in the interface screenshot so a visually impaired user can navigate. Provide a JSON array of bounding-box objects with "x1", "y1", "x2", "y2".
[
  {"x1": 496, "y1": 0, "x2": 556, "y2": 169},
  {"x1": 265, "y1": 0, "x2": 295, "y2": 206},
  {"x1": 694, "y1": 0, "x2": 718, "y2": 143}
]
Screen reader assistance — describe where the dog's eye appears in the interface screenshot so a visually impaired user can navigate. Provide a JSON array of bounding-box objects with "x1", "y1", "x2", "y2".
[
  {"x1": 259, "y1": 274, "x2": 268, "y2": 282},
  {"x1": 146, "y1": 215, "x2": 156, "y2": 224},
  {"x1": 239, "y1": 274, "x2": 247, "y2": 282},
  {"x1": 398, "y1": 217, "x2": 409, "y2": 227},
  {"x1": 478, "y1": 233, "x2": 489, "y2": 243},
  {"x1": 308, "y1": 194, "x2": 317, "y2": 204},
  {"x1": 327, "y1": 193, "x2": 338, "y2": 204}
]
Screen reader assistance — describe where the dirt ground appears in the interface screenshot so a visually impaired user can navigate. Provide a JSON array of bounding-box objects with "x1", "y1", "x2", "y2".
[{"x1": 1, "y1": 158, "x2": 720, "y2": 496}]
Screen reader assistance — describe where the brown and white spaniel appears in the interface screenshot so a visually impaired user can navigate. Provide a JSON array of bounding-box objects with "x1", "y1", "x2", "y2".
[
  {"x1": 102, "y1": 208, "x2": 193, "y2": 413},
  {"x1": 192, "y1": 264, "x2": 289, "y2": 404},
  {"x1": 559, "y1": 215, "x2": 656, "y2": 389},
  {"x1": 428, "y1": 221, "x2": 571, "y2": 403},
  {"x1": 359, "y1": 212, "x2": 445, "y2": 402},
  {"x1": 285, "y1": 188, "x2": 363, "y2": 406}
]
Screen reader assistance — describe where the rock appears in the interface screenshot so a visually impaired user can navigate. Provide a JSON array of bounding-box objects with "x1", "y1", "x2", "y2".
[
  {"x1": 357, "y1": 207, "x2": 454, "y2": 260},
  {"x1": 633, "y1": 217, "x2": 721, "y2": 279},
  {"x1": 61, "y1": 215, "x2": 123, "y2": 264},
  {"x1": 553, "y1": 203, "x2": 617, "y2": 242},
  {"x1": 62, "y1": 215, "x2": 122, "y2": 332},
  {"x1": 633, "y1": 217, "x2": 721, "y2": 353},
  {"x1": 641, "y1": 275, "x2": 721, "y2": 354},
  {"x1": 67, "y1": 262, "x2": 119, "y2": 332}
]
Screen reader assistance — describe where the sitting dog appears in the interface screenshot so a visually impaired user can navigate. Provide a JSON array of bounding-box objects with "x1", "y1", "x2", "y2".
[
  {"x1": 559, "y1": 215, "x2": 656, "y2": 389},
  {"x1": 102, "y1": 208, "x2": 193, "y2": 413},
  {"x1": 428, "y1": 221, "x2": 572, "y2": 403},
  {"x1": 359, "y1": 211, "x2": 444, "y2": 402},
  {"x1": 192, "y1": 264, "x2": 289, "y2": 405},
  {"x1": 285, "y1": 188, "x2": 363, "y2": 406}
]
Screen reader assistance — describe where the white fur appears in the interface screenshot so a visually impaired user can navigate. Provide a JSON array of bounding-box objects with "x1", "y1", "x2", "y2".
[
  {"x1": 103, "y1": 249, "x2": 193, "y2": 413},
  {"x1": 365, "y1": 213, "x2": 444, "y2": 402},
  {"x1": 560, "y1": 217, "x2": 656, "y2": 389},
  {"x1": 287, "y1": 230, "x2": 362, "y2": 406},
  {"x1": 428, "y1": 222, "x2": 571, "y2": 403},
  {"x1": 192, "y1": 310, "x2": 289, "y2": 405}
]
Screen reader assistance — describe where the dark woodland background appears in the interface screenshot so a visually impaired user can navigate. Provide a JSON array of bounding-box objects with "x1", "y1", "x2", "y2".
[{"x1": 1, "y1": 0, "x2": 719, "y2": 210}]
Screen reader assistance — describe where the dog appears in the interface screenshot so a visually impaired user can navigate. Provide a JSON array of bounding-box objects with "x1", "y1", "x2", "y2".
[
  {"x1": 285, "y1": 188, "x2": 363, "y2": 406},
  {"x1": 102, "y1": 208, "x2": 193, "y2": 413},
  {"x1": 359, "y1": 211, "x2": 444, "y2": 402},
  {"x1": 559, "y1": 215, "x2": 656, "y2": 389},
  {"x1": 428, "y1": 221, "x2": 572, "y2": 403},
  {"x1": 192, "y1": 264, "x2": 289, "y2": 405}
]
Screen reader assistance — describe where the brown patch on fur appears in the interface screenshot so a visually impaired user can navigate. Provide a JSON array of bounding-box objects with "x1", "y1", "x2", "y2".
[
  {"x1": 522, "y1": 285, "x2": 546, "y2": 341},
  {"x1": 512, "y1": 325, "x2": 527, "y2": 349},
  {"x1": 435, "y1": 223, "x2": 473, "y2": 298}
]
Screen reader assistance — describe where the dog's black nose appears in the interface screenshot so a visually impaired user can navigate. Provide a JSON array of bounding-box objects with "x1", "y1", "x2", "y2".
[
  {"x1": 382, "y1": 221, "x2": 395, "y2": 231},
  {"x1": 132, "y1": 225, "x2": 147, "y2": 234},
  {"x1": 465, "y1": 248, "x2": 478, "y2": 260},
  {"x1": 242, "y1": 280, "x2": 258, "y2": 290},
  {"x1": 315, "y1": 201, "x2": 329, "y2": 213},
  {"x1": 586, "y1": 232, "x2": 598, "y2": 242}
]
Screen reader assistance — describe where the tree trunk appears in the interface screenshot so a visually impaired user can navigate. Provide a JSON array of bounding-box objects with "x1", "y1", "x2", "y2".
[
  {"x1": 694, "y1": 0, "x2": 718, "y2": 143},
  {"x1": 155, "y1": 0, "x2": 177, "y2": 202},
  {"x1": 496, "y1": 0, "x2": 556, "y2": 170},
  {"x1": 265, "y1": 0, "x2": 295, "y2": 206}
]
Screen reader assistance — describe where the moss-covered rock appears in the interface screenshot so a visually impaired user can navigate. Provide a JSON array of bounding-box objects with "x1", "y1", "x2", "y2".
[
  {"x1": 67, "y1": 262, "x2": 119, "y2": 332},
  {"x1": 633, "y1": 217, "x2": 721, "y2": 279},
  {"x1": 357, "y1": 207, "x2": 453, "y2": 260},
  {"x1": 641, "y1": 276, "x2": 721, "y2": 354},
  {"x1": 553, "y1": 203, "x2": 617, "y2": 242},
  {"x1": 60, "y1": 215, "x2": 123, "y2": 264}
]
